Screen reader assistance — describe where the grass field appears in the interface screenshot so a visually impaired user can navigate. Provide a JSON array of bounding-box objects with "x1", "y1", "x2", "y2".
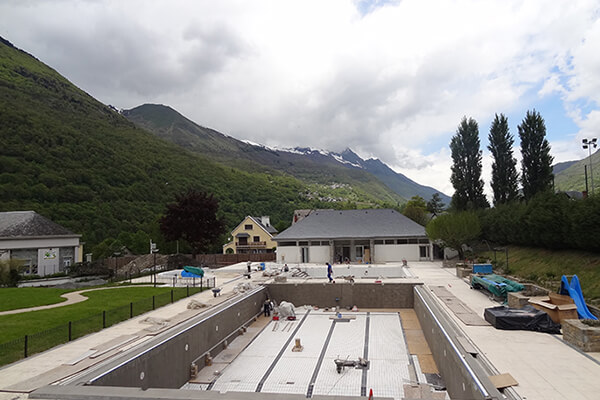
[
  {"x1": 477, "y1": 245, "x2": 600, "y2": 304},
  {"x1": 0, "y1": 285, "x2": 203, "y2": 366},
  {"x1": 0, "y1": 288, "x2": 72, "y2": 311}
]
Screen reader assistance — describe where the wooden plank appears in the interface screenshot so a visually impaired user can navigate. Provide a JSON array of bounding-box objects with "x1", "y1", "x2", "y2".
[
  {"x1": 417, "y1": 354, "x2": 439, "y2": 374},
  {"x1": 64, "y1": 350, "x2": 96, "y2": 365},
  {"x1": 455, "y1": 313, "x2": 490, "y2": 326},
  {"x1": 89, "y1": 334, "x2": 138, "y2": 358},
  {"x1": 456, "y1": 336, "x2": 478, "y2": 355},
  {"x1": 488, "y1": 373, "x2": 518, "y2": 389},
  {"x1": 404, "y1": 330, "x2": 432, "y2": 355},
  {"x1": 430, "y1": 285, "x2": 489, "y2": 326}
]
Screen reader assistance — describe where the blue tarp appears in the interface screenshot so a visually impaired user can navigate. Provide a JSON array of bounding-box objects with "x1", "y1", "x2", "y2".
[
  {"x1": 560, "y1": 275, "x2": 597, "y2": 320},
  {"x1": 181, "y1": 270, "x2": 202, "y2": 278}
]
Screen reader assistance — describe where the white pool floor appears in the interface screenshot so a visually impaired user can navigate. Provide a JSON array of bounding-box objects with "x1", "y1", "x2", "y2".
[{"x1": 183, "y1": 310, "x2": 421, "y2": 399}]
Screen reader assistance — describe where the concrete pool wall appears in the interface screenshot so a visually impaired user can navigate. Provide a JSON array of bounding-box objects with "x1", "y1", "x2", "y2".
[
  {"x1": 79, "y1": 287, "x2": 268, "y2": 389},
  {"x1": 266, "y1": 282, "x2": 418, "y2": 309},
  {"x1": 414, "y1": 286, "x2": 504, "y2": 400}
]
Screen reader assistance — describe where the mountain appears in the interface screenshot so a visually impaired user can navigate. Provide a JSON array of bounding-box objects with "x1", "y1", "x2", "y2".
[
  {"x1": 553, "y1": 160, "x2": 578, "y2": 175},
  {"x1": 554, "y1": 150, "x2": 600, "y2": 193},
  {"x1": 0, "y1": 37, "x2": 342, "y2": 252},
  {"x1": 123, "y1": 104, "x2": 450, "y2": 205},
  {"x1": 337, "y1": 149, "x2": 451, "y2": 204}
]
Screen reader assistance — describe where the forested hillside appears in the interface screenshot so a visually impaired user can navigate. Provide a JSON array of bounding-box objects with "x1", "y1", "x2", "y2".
[
  {"x1": 123, "y1": 104, "x2": 408, "y2": 206},
  {"x1": 0, "y1": 37, "x2": 333, "y2": 253},
  {"x1": 554, "y1": 150, "x2": 600, "y2": 192}
]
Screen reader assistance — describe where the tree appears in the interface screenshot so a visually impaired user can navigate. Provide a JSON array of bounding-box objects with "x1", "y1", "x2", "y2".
[
  {"x1": 160, "y1": 190, "x2": 225, "y2": 256},
  {"x1": 426, "y1": 193, "x2": 445, "y2": 216},
  {"x1": 403, "y1": 195, "x2": 428, "y2": 226},
  {"x1": 450, "y1": 117, "x2": 489, "y2": 210},
  {"x1": 488, "y1": 113, "x2": 519, "y2": 205},
  {"x1": 519, "y1": 110, "x2": 554, "y2": 200},
  {"x1": 426, "y1": 212, "x2": 481, "y2": 259}
]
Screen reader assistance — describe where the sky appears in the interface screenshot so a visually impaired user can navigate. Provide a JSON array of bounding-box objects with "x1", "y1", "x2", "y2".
[{"x1": 1, "y1": 0, "x2": 599, "y2": 197}]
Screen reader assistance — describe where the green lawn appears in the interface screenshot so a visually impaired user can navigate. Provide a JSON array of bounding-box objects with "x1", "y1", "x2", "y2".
[
  {"x1": 476, "y1": 245, "x2": 600, "y2": 304},
  {"x1": 0, "y1": 288, "x2": 72, "y2": 311},
  {"x1": 0, "y1": 286, "x2": 202, "y2": 366}
]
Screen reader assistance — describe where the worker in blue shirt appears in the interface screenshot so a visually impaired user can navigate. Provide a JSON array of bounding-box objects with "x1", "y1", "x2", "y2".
[{"x1": 327, "y1": 262, "x2": 334, "y2": 283}]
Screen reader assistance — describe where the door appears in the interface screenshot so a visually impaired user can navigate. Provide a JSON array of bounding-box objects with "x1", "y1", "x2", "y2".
[
  {"x1": 419, "y1": 245, "x2": 430, "y2": 260},
  {"x1": 301, "y1": 247, "x2": 309, "y2": 263},
  {"x1": 342, "y1": 246, "x2": 350, "y2": 263},
  {"x1": 355, "y1": 246, "x2": 364, "y2": 262}
]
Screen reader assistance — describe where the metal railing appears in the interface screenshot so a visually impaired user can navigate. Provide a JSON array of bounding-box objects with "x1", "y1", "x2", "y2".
[
  {"x1": 235, "y1": 241, "x2": 267, "y2": 247},
  {"x1": 0, "y1": 279, "x2": 215, "y2": 367}
]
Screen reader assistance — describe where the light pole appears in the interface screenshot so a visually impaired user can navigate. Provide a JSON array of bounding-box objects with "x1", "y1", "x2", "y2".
[{"x1": 582, "y1": 138, "x2": 598, "y2": 195}]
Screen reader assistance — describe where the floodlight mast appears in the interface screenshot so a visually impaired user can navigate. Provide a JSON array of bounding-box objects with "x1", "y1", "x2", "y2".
[{"x1": 582, "y1": 138, "x2": 598, "y2": 195}]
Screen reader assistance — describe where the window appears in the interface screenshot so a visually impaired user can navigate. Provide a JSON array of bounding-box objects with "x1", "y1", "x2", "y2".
[
  {"x1": 408, "y1": 238, "x2": 419, "y2": 244},
  {"x1": 310, "y1": 241, "x2": 321, "y2": 246},
  {"x1": 374, "y1": 240, "x2": 384, "y2": 245},
  {"x1": 397, "y1": 239, "x2": 408, "y2": 244},
  {"x1": 384, "y1": 239, "x2": 395, "y2": 245},
  {"x1": 279, "y1": 241, "x2": 296, "y2": 247},
  {"x1": 418, "y1": 238, "x2": 430, "y2": 244},
  {"x1": 238, "y1": 237, "x2": 248, "y2": 245},
  {"x1": 253, "y1": 236, "x2": 260, "y2": 243},
  {"x1": 321, "y1": 241, "x2": 330, "y2": 246},
  {"x1": 244, "y1": 224, "x2": 253, "y2": 230},
  {"x1": 299, "y1": 241, "x2": 309, "y2": 246}
]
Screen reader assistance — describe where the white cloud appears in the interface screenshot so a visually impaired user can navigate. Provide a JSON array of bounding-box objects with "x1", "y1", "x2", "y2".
[{"x1": 0, "y1": 0, "x2": 599, "y2": 194}]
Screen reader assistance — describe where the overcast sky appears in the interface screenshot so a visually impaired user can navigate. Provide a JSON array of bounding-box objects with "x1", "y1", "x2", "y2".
[{"x1": 1, "y1": 0, "x2": 599, "y2": 196}]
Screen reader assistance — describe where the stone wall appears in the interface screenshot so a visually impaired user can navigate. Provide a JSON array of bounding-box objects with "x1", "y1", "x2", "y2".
[{"x1": 562, "y1": 319, "x2": 600, "y2": 352}]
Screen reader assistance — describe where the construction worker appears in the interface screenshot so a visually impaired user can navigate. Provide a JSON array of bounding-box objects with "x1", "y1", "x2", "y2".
[
  {"x1": 263, "y1": 298, "x2": 272, "y2": 317},
  {"x1": 327, "y1": 262, "x2": 334, "y2": 283}
]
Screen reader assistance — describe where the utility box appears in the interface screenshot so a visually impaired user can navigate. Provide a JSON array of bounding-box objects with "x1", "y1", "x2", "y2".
[{"x1": 473, "y1": 263, "x2": 493, "y2": 274}]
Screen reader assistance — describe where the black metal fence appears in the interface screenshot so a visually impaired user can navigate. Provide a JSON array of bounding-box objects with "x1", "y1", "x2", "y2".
[{"x1": 0, "y1": 278, "x2": 215, "y2": 367}]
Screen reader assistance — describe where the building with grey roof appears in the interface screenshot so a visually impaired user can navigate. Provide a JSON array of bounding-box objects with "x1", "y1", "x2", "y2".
[
  {"x1": 0, "y1": 211, "x2": 82, "y2": 276},
  {"x1": 274, "y1": 209, "x2": 431, "y2": 264}
]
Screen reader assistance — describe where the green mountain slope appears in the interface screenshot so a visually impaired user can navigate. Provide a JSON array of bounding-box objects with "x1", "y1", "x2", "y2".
[
  {"x1": 0, "y1": 37, "x2": 329, "y2": 250},
  {"x1": 554, "y1": 150, "x2": 600, "y2": 193},
  {"x1": 123, "y1": 104, "x2": 409, "y2": 205}
]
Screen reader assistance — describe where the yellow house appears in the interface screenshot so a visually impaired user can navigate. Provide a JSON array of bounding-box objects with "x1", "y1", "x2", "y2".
[{"x1": 223, "y1": 216, "x2": 278, "y2": 254}]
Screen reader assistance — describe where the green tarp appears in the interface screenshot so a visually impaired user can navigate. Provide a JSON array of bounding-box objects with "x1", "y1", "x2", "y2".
[
  {"x1": 183, "y1": 265, "x2": 204, "y2": 278},
  {"x1": 471, "y1": 274, "x2": 524, "y2": 300}
]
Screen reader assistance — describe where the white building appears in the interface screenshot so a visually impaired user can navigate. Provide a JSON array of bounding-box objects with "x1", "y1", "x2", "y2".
[
  {"x1": 274, "y1": 209, "x2": 431, "y2": 264},
  {"x1": 0, "y1": 211, "x2": 83, "y2": 276}
]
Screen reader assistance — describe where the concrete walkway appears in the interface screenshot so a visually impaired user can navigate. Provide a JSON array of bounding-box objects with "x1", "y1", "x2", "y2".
[{"x1": 410, "y1": 261, "x2": 600, "y2": 400}]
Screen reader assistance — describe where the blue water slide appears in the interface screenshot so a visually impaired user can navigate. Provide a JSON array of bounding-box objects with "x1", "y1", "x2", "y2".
[{"x1": 560, "y1": 275, "x2": 598, "y2": 320}]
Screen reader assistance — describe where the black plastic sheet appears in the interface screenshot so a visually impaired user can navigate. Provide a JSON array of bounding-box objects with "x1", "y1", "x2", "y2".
[{"x1": 484, "y1": 305, "x2": 561, "y2": 334}]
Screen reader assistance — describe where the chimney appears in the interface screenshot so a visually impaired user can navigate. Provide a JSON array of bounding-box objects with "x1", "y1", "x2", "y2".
[{"x1": 261, "y1": 216, "x2": 270, "y2": 227}]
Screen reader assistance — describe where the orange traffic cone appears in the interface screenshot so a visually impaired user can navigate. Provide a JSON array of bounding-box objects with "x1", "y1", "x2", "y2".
[{"x1": 368, "y1": 388, "x2": 373, "y2": 399}]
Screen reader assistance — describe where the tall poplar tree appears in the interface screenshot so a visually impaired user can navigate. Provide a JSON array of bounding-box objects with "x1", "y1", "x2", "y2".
[
  {"x1": 488, "y1": 113, "x2": 519, "y2": 205},
  {"x1": 450, "y1": 117, "x2": 489, "y2": 210},
  {"x1": 518, "y1": 110, "x2": 554, "y2": 200}
]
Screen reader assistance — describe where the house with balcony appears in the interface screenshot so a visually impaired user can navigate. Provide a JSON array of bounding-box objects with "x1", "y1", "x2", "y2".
[
  {"x1": 0, "y1": 211, "x2": 83, "y2": 276},
  {"x1": 222, "y1": 216, "x2": 278, "y2": 254}
]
